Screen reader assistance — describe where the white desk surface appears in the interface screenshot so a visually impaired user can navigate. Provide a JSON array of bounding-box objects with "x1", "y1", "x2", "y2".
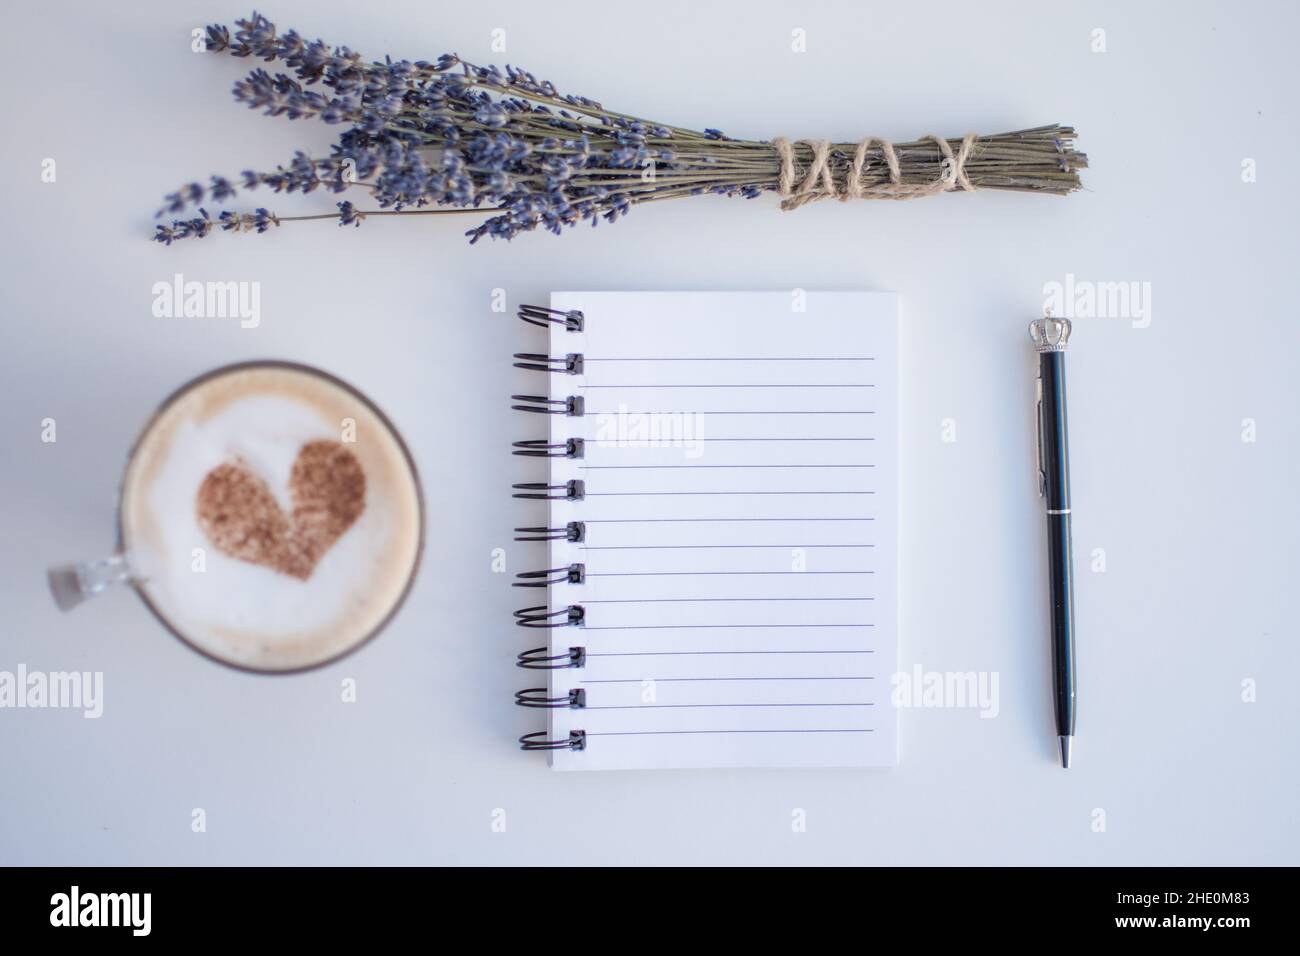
[{"x1": 1, "y1": 0, "x2": 1295, "y2": 864}]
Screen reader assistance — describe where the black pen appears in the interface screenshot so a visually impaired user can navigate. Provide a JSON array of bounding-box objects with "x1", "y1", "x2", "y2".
[{"x1": 1030, "y1": 316, "x2": 1077, "y2": 769}]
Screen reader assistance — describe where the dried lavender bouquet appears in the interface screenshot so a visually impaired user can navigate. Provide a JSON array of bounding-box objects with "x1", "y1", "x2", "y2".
[{"x1": 154, "y1": 11, "x2": 1087, "y2": 245}]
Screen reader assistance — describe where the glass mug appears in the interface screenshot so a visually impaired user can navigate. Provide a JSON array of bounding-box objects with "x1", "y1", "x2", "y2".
[{"x1": 49, "y1": 361, "x2": 425, "y2": 673}]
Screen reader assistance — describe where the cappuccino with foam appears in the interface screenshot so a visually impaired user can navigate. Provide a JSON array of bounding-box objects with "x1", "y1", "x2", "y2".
[{"x1": 118, "y1": 363, "x2": 422, "y2": 671}]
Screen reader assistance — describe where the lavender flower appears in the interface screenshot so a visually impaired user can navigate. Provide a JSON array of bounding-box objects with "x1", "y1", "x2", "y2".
[
  {"x1": 337, "y1": 201, "x2": 364, "y2": 227},
  {"x1": 153, "y1": 208, "x2": 213, "y2": 244},
  {"x1": 154, "y1": 11, "x2": 1086, "y2": 245}
]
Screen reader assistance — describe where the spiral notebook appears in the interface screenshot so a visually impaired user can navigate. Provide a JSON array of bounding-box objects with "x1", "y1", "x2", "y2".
[{"x1": 512, "y1": 291, "x2": 898, "y2": 770}]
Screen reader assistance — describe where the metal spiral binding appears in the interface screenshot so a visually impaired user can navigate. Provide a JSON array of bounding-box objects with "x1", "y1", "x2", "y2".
[
  {"x1": 511, "y1": 479, "x2": 585, "y2": 501},
  {"x1": 515, "y1": 687, "x2": 586, "y2": 709},
  {"x1": 513, "y1": 304, "x2": 588, "y2": 753},
  {"x1": 520, "y1": 730, "x2": 586, "y2": 751},
  {"x1": 514, "y1": 604, "x2": 585, "y2": 628},
  {"x1": 517, "y1": 646, "x2": 586, "y2": 669},
  {"x1": 512, "y1": 438, "x2": 585, "y2": 459},
  {"x1": 518, "y1": 305, "x2": 585, "y2": 331},
  {"x1": 511, "y1": 394, "x2": 584, "y2": 416},
  {"x1": 514, "y1": 522, "x2": 585, "y2": 542},
  {"x1": 513, "y1": 352, "x2": 584, "y2": 374},
  {"x1": 513, "y1": 564, "x2": 585, "y2": 588}
]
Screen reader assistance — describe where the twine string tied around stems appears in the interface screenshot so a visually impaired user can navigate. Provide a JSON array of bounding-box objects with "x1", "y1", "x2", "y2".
[{"x1": 774, "y1": 133, "x2": 978, "y2": 210}]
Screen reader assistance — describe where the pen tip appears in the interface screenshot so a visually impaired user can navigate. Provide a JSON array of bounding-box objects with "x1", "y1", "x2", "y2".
[{"x1": 1058, "y1": 735, "x2": 1072, "y2": 769}]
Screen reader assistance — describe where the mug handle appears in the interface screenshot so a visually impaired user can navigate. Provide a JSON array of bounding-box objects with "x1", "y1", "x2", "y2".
[{"x1": 47, "y1": 554, "x2": 132, "y2": 611}]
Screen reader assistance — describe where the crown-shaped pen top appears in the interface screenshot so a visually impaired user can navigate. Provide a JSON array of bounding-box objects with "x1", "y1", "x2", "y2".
[{"x1": 1028, "y1": 315, "x2": 1072, "y2": 352}]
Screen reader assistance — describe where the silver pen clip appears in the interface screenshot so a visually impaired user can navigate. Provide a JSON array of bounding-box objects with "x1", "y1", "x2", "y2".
[
  {"x1": 1035, "y1": 373, "x2": 1047, "y2": 498},
  {"x1": 1029, "y1": 316, "x2": 1067, "y2": 500}
]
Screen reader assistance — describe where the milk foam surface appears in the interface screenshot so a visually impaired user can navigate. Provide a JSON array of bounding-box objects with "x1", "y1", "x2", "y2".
[{"x1": 120, "y1": 367, "x2": 422, "y2": 670}]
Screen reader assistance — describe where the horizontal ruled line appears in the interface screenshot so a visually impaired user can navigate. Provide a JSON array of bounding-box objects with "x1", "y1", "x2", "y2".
[
  {"x1": 588, "y1": 571, "x2": 875, "y2": 577},
  {"x1": 587, "y1": 490, "x2": 875, "y2": 496},
  {"x1": 586, "y1": 639, "x2": 874, "y2": 645},
  {"x1": 583, "y1": 384, "x2": 876, "y2": 389},
  {"x1": 585, "y1": 546, "x2": 878, "y2": 554},
  {"x1": 590, "y1": 647, "x2": 873, "y2": 655},
  {"x1": 583, "y1": 597, "x2": 874, "y2": 604},
  {"x1": 584, "y1": 517, "x2": 874, "y2": 523},
  {"x1": 586, "y1": 702, "x2": 874, "y2": 710},
  {"x1": 586, "y1": 729, "x2": 874, "y2": 736},
  {"x1": 587, "y1": 629, "x2": 873, "y2": 634},
  {"x1": 581, "y1": 676, "x2": 876, "y2": 683},
  {"x1": 585, "y1": 468, "x2": 878, "y2": 470},
  {"x1": 586, "y1": 411, "x2": 876, "y2": 415},
  {"x1": 584, "y1": 357, "x2": 876, "y2": 362}
]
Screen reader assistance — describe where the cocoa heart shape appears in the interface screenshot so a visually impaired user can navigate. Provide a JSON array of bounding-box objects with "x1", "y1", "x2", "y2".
[{"x1": 196, "y1": 440, "x2": 366, "y2": 580}]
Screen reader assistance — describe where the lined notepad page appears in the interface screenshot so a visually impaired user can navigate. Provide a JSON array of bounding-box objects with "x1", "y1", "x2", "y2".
[{"x1": 544, "y1": 292, "x2": 898, "y2": 770}]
